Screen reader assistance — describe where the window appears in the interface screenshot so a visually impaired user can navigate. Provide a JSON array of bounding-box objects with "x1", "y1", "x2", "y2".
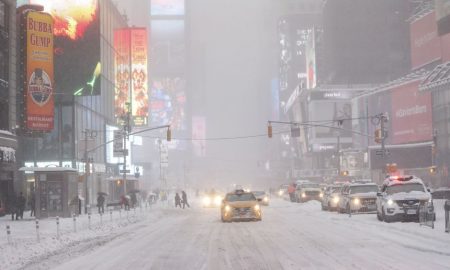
[{"x1": 0, "y1": 1, "x2": 6, "y2": 28}]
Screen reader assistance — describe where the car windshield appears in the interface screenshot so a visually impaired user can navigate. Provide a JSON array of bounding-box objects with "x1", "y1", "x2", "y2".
[
  {"x1": 301, "y1": 183, "x2": 320, "y2": 189},
  {"x1": 386, "y1": 183, "x2": 425, "y2": 195},
  {"x1": 349, "y1": 185, "x2": 378, "y2": 194},
  {"x1": 253, "y1": 191, "x2": 265, "y2": 196},
  {"x1": 226, "y1": 193, "x2": 257, "y2": 202}
]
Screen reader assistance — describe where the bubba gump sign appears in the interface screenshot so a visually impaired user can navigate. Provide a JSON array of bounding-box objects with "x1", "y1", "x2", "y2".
[{"x1": 25, "y1": 11, "x2": 54, "y2": 132}]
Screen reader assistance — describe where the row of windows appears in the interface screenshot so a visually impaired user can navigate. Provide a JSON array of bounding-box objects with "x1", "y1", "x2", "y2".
[{"x1": 0, "y1": 0, "x2": 8, "y2": 29}]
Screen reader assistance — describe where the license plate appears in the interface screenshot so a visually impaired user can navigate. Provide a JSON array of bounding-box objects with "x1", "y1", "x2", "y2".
[{"x1": 407, "y1": 209, "x2": 416, "y2": 215}]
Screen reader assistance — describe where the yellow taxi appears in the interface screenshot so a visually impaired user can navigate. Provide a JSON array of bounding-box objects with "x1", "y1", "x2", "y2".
[{"x1": 221, "y1": 189, "x2": 262, "y2": 222}]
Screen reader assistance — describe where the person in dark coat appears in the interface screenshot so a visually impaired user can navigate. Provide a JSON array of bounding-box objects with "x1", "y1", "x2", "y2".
[
  {"x1": 130, "y1": 193, "x2": 137, "y2": 208},
  {"x1": 29, "y1": 192, "x2": 36, "y2": 217},
  {"x1": 97, "y1": 193, "x2": 105, "y2": 214},
  {"x1": 175, "y1": 193, "x2": 182, "y2": 208},
  {"x1": 181, "y1": 191, "x2": 190, "y2": 209},
  {"x1": 8, "y1": 194, "x2": 17, "y2": 221},
  {"x1": 17, "y1": 192, "x2": 26, "y2": 220}
]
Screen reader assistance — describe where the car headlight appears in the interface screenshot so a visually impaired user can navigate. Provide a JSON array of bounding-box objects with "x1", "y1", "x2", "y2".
[
  {"x1": 353, "y1": 198, "x2": 360, "y2": 205},
  {"x1": 263, "y1": 197, "x2": 269, "y2": 202},
  {"x1": 225, "y1": 205, "x2": 231, "y2": 212},
  {"x1": 319, "y1": 193, "x2": 324, "y2": 198},
  {"x1": 387, "y1": 199, "x2": 394, "y2": 206},
  {"x1": 301, "y1": 193, "x2": 306, "y2": 198},
  {"x1": 333, "y1": 196, "x2": 340, "y2": 203},
  {"x1": 254, "y1": 204, "x2": 260, "y2": 211},
  {"x1": 203, "y1": 197, "x2": 211, "y2": 205},
  {"x1": 278, "y1": 190, "x2": 283, "y2": 196},
  {"x1": 214, "y1": 196, "x2": 222, "y2": 206}
]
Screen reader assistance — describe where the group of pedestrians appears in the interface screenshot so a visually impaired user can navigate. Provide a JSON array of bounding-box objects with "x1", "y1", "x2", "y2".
[
  {"x1": 9, "y1": 192, "x2": 34, "y2": 221},
  {"x1": 174, "y1": 191, "x2": 190, "y2": 209}
]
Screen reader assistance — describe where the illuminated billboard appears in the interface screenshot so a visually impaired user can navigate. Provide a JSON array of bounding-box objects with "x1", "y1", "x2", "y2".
[
  {"x1": 149, "y1": 77, "x2": 186, "y2": 130},
  {"x1": 114, "y1": 29, "x2": 131, "y2": 126},
  {"x1": 24, "y1": 11, "x2": 54, "y2": 131},
  {"x1": 130, "y1": 29, "x2": 149, "y2": 127},
  {"x1": 151, "y1": 0, "x2": 185, "y2": 16},
  {"x1": 30, "y1": 0, "x2": 101, "y2": 96},
  {"x1": 114, "y1": 28, "x2": 149, "y2": 127}
]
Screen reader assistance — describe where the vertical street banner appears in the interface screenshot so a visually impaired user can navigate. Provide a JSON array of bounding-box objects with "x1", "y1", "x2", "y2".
[
  {"x1": 113, "y1": 130, "x2": 124, "y2": 158},
  {"x1": 114, "y1": 29, "x2": 131, "y2": 126},
  {"x1": 25, "y1": 11, "x2": 54, "y2": 132},
  {"x1": 130, "y1": 28, "x2": 149, "y2": 127},
  {"x1": 305, "y1": 28, "x2": 317, "y2": 89}
]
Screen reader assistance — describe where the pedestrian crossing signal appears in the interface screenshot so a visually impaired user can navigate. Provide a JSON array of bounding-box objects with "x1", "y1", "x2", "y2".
[
  {"x1": 375, "y1": 129, "x2": 382, "y2": 144},
  {"x1": 268, "y1": 123, "x2": 273, "y2": 138}
]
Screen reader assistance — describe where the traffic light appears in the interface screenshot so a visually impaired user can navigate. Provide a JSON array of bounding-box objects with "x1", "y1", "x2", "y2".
[
  {"x1": 374, "y1": 129, "x2": 382, "y2": 144},
  {"x1": 268, "y1": 123, "x2": 273, "y2": 138},
  {"x1": 167, "y1": 127, "x2": 172, "y2": 141},
  {"x1": 386, "y1": 163, "x2": 397, "y2": 173},
  {"x1": 429, "y1": 166, "x2": 437, "y2": 174},
  {"x1": 340, "y1": 170, "x2": 349, "y2": 176}
]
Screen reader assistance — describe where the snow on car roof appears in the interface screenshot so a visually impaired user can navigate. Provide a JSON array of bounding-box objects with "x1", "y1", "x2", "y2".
[
  {"x1": 348, "y1": 182, "x2": 377, "y2": 187},
  {"x1": 383, "y1": 175, "x2": 424, "y2": 187}
]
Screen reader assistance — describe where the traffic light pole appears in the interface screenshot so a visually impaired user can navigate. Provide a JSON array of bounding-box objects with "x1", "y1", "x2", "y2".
[{"x1": 380, "y1": 114, "x2": 387, "y2": 157}]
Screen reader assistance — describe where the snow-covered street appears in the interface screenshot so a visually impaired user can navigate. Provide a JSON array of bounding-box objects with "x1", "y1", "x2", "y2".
[{"x1": 2, "y1": 198, "x2": 448, "y2": 270}]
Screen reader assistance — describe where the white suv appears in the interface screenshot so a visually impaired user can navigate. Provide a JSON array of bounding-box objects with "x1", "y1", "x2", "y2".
[
  {"x1": 338, "y1": 182, "x2": 379, "y2": 214},
  {"x1": 376, "y1": 176, "x2": 434, "y2": 223}
]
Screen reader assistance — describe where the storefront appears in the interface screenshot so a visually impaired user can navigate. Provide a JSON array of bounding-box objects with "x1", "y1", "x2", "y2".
[
  {"x1": 420, "y1": 61, "x2": 450, "y2": 187},
  {"x1": 0, "y1": 132, "x2": 18, "y2": 215}
]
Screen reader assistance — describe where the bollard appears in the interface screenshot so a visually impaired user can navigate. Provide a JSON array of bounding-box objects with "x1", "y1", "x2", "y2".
[
  {"x1": 110, "y1": 210, "x2": 113, "y2": 222},
  {"x1": 119, "y1": 209, "x2": 122, "y2": 220},
  {"x1": 88, "y1": 212, "x2": 91, "y2": 229},
  {"x1": 444, "y1": 200, "x2": 449, "y2": 232},
  {"x1": 126, "y1": 209, "x2": 129, "y2": 219},
  {"x1": 6, "y1": 224, "x2": 11, "y2": 244},
  {"x1": 56, "y1": 216, "x2": 60, "y2": 239},
  {"x1": 100, "y1": 212, "x2": 103, "y2": 226},
  {"x1": 35, "y1": 219, "x2": 40, "y2": 243},
  {"x1": 73, "y1": 214, "x2": 77, "y2": 233},
  {"x1": 134, "y1": 207, "x2": 136, "y2": 217}
]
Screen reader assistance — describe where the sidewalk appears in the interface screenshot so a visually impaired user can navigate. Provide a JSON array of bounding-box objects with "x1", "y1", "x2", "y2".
[{"x1": 0, "y1": 203, "x2": 162, "y2": 270}]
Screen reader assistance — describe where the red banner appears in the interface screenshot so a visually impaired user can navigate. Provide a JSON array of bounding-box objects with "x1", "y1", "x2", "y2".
[
  {"x1": 391, "y1": 80, "x2": 432, "y2": 144},
  {"x1": 410, "y1": 11, "x2": 441, "y2": 69}
]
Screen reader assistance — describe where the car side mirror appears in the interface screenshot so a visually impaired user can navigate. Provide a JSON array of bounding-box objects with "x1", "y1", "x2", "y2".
[
  {"x1": 427, "y1": 188, "x2": 431, "y2": 193},
  {"x1": 377, "y1": 192, "x2": 382, "y2": 197}
]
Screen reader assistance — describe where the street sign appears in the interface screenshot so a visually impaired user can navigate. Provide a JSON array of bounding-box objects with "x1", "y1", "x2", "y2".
[
  {"x1": 119, "y1": 170, "x2": 130, "y2": 173},
  {"x1": 375, "y1": 149, "x2": 390, "y2": 156}
]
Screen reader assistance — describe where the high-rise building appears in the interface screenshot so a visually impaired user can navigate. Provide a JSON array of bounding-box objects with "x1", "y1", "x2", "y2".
[{"x1": 0, "y1": 0, "x2": 18, "y2": 214}]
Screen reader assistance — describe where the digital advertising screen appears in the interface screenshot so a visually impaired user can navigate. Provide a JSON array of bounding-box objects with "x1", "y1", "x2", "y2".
[
  {"x1": 149, "y1": 77, "x2": 186, "y2": 131},
  {"x1": 30, "y1": 0, "x2": 101, "y2": 96}
]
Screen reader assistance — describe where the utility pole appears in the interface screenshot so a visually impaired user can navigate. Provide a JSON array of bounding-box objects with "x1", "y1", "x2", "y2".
[
  {"x1": 82, "y1": 129, "x2": 97, "y2": 214},
  {"x1": 380, "y1": 113, "x2": 388, "y2": 157},
  {"x1": 122, "y1": 102, "x2": 131, "y2": 196}
]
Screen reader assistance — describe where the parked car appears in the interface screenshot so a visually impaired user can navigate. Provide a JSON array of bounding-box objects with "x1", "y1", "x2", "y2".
[
  {"x1": 376, "y1": 175, "x2": 435, "y2": 223},
  {"x1": 432, "y1": 187, "x2": 450, "y2": 199}
]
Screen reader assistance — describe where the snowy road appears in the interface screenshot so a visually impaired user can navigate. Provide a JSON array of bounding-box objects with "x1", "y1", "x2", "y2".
[{"x1": 28, "y1": 199, "x2": 450, "y2": 270}]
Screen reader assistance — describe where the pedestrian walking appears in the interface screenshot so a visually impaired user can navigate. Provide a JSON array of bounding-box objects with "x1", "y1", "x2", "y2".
[
  {"x1": 8, "y1": 194, "x2": 17, "y2": 221},
  {"x1": 29, "y1": 191, "x2": 36, "y2": 217},
  {"x1": 97, "y1": 193, "x2": 105, "y2": 214},
  {"x1": 175, "y1": 193, "x2": 182, "y2": 208},
  {"x1": 121, "y1": 195, "x2": 130, "y2": 210},
  {"x1": 181, "y1": 191, "x2": 190, "y2": 209},
  {"x1": 17, "y1": 192, "x2": 26, "y2": 220}
]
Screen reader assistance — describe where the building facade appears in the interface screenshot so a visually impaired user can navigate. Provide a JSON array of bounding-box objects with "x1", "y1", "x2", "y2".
[{"x1": 0, "y1": 0, "x2": 18, "y2": 214}]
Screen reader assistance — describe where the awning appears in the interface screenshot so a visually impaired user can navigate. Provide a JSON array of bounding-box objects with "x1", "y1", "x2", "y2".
[{"x1": 419, "y1": 61, "x2": 450, "y2": 92}]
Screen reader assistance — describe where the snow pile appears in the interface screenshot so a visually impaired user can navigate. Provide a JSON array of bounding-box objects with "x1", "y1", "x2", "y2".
[{"x1": 0, "y1": 205, "x2": 166, "y2": 270}]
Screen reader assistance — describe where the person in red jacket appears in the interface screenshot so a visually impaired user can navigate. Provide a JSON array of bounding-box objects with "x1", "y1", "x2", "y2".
[{"x1": 288, "y1": 184, "x2": 296, "y2": 202}]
